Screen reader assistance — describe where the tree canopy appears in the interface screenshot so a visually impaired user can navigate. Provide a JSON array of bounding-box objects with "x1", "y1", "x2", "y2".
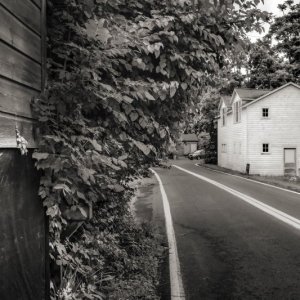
[
  {"x1": 33, "y1": 0, "x2": 270, "y2": 298},
  {"x1": 247, "y1": 0, "x2": 300, "y2": 89}
]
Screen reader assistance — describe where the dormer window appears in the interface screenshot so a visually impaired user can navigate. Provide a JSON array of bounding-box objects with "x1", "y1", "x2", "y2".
[
  {"x1": 233, "y1": 101, "x2": 241, "y2": 123},
  {"x1": 222, "y1": 108, "x2": 227, "y2": 126},
  {"x1": 262, "y1": 108, "x2": 269, "y2": 118}
]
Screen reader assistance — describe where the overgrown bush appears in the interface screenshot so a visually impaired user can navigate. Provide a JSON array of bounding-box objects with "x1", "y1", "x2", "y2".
[{"x1": 32, "y1": 0, "x2": 269, "y2": 298}]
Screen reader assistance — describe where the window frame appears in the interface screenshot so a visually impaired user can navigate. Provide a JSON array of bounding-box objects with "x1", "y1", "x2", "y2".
[
  {"x1": 221, "y1": 143, "x2": 227, "y2": 153},
  {"x1": 233, "y1": 101, "x2": 242, "y2": 124},
  {"x1": 262, "y1": 143, "x2": 270, "y2": 154},
  {"x1": 262, "y1": 108, "x2": 269, "y2": 118},
  {"x1": 222, "y1": 107, "x2": 226, "y2": 126}
]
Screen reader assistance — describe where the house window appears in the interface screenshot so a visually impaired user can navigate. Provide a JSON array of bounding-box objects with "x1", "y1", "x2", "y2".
[
  {"x1": 233, "y1": 101, "x2": 241, "y2": 123},
  {"x1": 221, "y1": 144, "x2": 227, "y2": 153},
  {"x1": 262, "y1": 143, "x2": 269, "y2": 153},
  {"x1": 222, "y1": 108, "x2": 226, "y2": 126},
  {"x1": 262, "y1": 108, "x2": 269, "y2": 118},
  {"x1": 239, "y1": 142, "x2": 241, "y2": 154},
  {"x1": 233, "y1": 142, "x2": 236, "y2": 154}
]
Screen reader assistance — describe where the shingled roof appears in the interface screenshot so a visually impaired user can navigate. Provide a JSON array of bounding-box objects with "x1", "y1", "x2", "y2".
[
  {"x1": 218, "y1": 95, "x2": 232, "y2": 110},
  {"x1": 222, "y1": 95, "x2": 231, "y2": 106},
  {"x1": 235, "y1": 88, "x2": 270, "y2": 100}
]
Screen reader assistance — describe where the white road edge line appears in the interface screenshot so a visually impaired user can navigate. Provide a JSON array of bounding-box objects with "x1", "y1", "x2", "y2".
[
  {"x1": 150, "y1": 169, "x2": 186, "y2": 300},
  {"x1": 173, "y1": 165, "x2": 300, "y2": 230},
  {"x1": 195, "y1": 163, "x2": 300, "y2": 195}
]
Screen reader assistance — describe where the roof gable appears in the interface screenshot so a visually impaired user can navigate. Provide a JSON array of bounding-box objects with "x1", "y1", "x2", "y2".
[
  {"x1": 243, "y1": 82, "x2": 300, "y2": 108},
  {"x1": 234, "y1": 88, "x2": 270, "y2": 101},
  {"x1": 218, "y1": 95, "x2": 231, "y2": 110}
]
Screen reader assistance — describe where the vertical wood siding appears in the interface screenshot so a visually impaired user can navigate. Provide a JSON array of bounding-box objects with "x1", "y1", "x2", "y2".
[
  {"x1": 247, "y1": 85, "x2": 300, "y2": 175},
  {"x1": 0, "y1": 2, "x2": 48, "y2": 299},
  {"x1": 0, "y1": 0, "x2": 45, "y2": 148}
]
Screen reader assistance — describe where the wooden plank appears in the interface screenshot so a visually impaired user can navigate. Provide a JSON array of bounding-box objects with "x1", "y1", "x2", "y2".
[
  {"x1": 0, "y1": 6, "x2": 41, "y2": 63},
  {"x1": 0, "y1": 77, "x2": 38, "y2": 119},
  {"x1": 0, "y1": 113, "x2": 38, "y2": 148},
  {"x1": 31, "y1": 0, "x2": 41, "y2": 8},
  {"x1": 41, "y1": 0, "x2": 47, "y2": 89},
  {"x1": 0, "y1": 41, "x2": 41, "y2": 91},
  {"x1": 1, "y1": 0, "x2": 41, "y2": 36}
]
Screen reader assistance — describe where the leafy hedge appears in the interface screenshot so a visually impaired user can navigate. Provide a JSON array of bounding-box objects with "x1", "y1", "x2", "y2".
[{"x1": 31, "y1": 0, "x2": 269, "y2": 298}]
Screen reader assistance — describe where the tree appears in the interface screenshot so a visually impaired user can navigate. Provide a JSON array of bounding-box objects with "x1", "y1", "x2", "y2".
[
  {"x1": 33, "y1": 0, "x2": 270, "y2": 298},
  {"x1": 246, "y1": 37, "x2": 293, "y2": 89},
  {"x1": 267, "y1": 0, "x2": 300, "y2": 81},
  {"x1": 194, "y1": 88, "x2": 220, "y2": 163}
]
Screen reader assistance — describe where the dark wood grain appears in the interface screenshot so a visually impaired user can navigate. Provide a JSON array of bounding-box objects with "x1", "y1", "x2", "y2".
[
  {"x1": 0, "y1": 6, "x2": 41, "y2": 63},
  {"x1": 0, "y1": 41, "x2": 41, "y2": 91},
  {"x1": 0, "y1": 113, "x2": 38, "y2": 148},
  {"x1": 1, "y1": 0, "x2": 41, "y2": 35},
  {"x1": 0, "y1": 77, "x2": 38, "y2": 119},
  {"x1": 0, "y1": 149, "x2": 45, "y2": 299},
  {"x1": 41, "y1": 0, "x2": 47, "y2": 89},
  {"x1": 31, "y1": 0, "x2": 41, "y2": 8}
]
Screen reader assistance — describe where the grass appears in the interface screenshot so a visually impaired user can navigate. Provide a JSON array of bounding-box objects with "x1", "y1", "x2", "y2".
[{"x1": 200, "y1": 163, "x2": 300, "y2": 193}]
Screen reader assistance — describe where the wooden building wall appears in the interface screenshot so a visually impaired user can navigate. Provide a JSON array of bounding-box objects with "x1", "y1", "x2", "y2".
[
  {"x1": 0, "y1": 0, "x2": 46, "y2": 147},
  {"x1": 247, "y1": 85, "x2": 300, "y2": 175},
  {"x1": 218, "y1": 96, "x2": 247, "y2": 173},
  {"x1": 0, "y1": 1, "x2": 48, "y2": 299},
  {"x1": 218, "y1": 84, "x2": 300, "y2": 176}
]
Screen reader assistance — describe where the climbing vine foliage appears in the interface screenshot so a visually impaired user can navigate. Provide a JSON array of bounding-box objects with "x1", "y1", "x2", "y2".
[{"x1": 32, "y1": 0, "x2": 268, "y2": 298}]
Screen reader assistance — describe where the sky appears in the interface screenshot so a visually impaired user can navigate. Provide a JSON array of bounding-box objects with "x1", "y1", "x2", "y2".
[{"x1": 247, "y1": 0, "x2": 285, "y2": 42}]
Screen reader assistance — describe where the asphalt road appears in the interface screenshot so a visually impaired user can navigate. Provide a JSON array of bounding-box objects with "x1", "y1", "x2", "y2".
[{"x1": 154, "y1": 159, "x2": 300, "y2": 300}]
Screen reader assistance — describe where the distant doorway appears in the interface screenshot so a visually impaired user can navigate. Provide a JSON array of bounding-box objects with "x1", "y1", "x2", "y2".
[
  {"x1": 284, "y1": 148, "x2": 296, "y2": 175},
  {"x1": 190, "y1": 143, "x2": 197, "y2": 153}
]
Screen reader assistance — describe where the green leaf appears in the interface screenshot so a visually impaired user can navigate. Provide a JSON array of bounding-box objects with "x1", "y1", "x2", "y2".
[
  {"x1": 181, "y1": 82, "x2": 188, "y2": 90},
  {"x1": 123, "y1": 95, "x2": 133, "y2": 103},
  {"x1": 114, "y1": 184, "x2": 125, "y2": 192},
  {"x1": 118, "y1": 112, "x2": 128, "y2": 123},
  {"x1": 119, "y1": 132, "x2": 127, "y2": 141},
  {"x1": 85, "y1": 19, "x2": 112, "y2": 44},
  {"x1": 133, "y1": 140, "x2": 151, "y2": 156},
  {"x1": 53, "y1": 158, "x2": 62, "y2": 173},
  {"x1": 78, "y1": 206, "x2": 88, "y2": 218},
  {"x1": 46, "y1": 205, "x2": 59, "y2": 217},
  {"x1": 144, "y1": 91, "x2": 155, "y2": 101},
  {"x1": 160, "y1": 129, "x2": 167, "y2": 138},
  {"x1": 139, "y1": 118, "x2": 147, "y2": 128},
  {"x1": 130, "y1": 111, "x2": 139, "y2": 121},
  {"x1": 170, "y1": 86, "x2": 176, "y2": 98},
  {"x1": 77, "y1": 191, "x2": 86, "y2": 200},
  {"x1": 91, "y1": 139, "x2": 102, "y2": 152},
  {"x1": 118, "y1": 153, "x2": 128, "y2": 160}
]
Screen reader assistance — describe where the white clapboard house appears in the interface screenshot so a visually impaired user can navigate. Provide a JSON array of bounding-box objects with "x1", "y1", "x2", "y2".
[{"x1": 217, "y1": 82, "x2": 300, "y2": 175}]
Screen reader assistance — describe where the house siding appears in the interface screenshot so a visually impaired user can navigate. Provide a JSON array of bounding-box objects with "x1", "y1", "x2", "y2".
[
  {"x1": 218, "y1": 96, "x2": 247, "y2": 173},
  {"x1": 247, "y1": 85, "x2": 300, "y2": 175}
]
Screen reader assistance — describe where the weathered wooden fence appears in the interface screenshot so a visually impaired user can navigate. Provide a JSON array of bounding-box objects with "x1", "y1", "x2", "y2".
[{"x1": 0, "y1": 0, "x2": 48, "y2": 299}]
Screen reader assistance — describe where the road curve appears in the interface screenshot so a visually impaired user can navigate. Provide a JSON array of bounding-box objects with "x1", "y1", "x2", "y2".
[{"x1": 154, "y1": 159, "x2": 300, "y2": 300}]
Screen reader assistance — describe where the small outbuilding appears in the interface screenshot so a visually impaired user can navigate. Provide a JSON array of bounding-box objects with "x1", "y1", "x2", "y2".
[{"x1": 178, "y1": 133, "x2": 198, "y2": 156}]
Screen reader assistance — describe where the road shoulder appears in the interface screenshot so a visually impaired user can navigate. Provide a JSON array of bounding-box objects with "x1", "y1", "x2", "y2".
[
  {"x1": 197, "y1": 163, "x2": 300, "y2": 194},
  {"x1": 131, "y1": 175, "x2": 171, "y2": 300}
]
